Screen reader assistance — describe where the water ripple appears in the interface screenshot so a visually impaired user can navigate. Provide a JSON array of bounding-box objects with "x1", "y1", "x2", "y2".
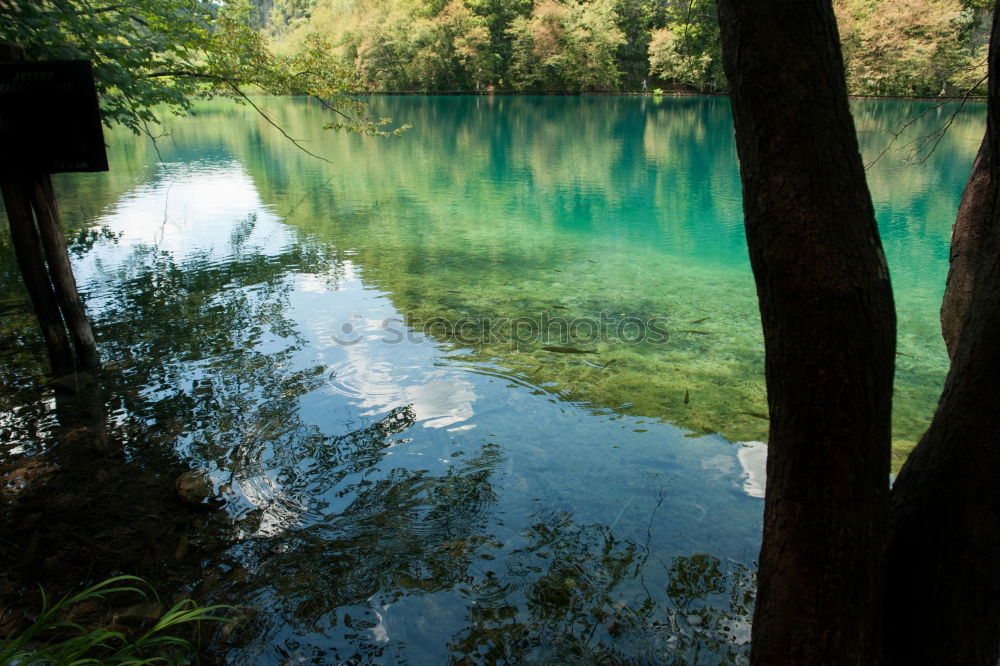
[{"x1": 326, "y1": 358, "x2": 406, "y2": 401}]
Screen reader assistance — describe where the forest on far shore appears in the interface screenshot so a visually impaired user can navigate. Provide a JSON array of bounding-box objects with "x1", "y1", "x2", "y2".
[{"x1": 251, "y1": 0, "x2": 992, "y2": 96}]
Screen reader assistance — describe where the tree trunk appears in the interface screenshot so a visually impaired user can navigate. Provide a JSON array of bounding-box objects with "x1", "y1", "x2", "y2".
[
  {"x1": 883, "y1": 9, "x2": 1000, "y2": 663},
  {"x1": 716, "y1": 0, "x2": 897, "y2": 663},
  {"x1": 0, "y1": 180, "x2": 75, "y2": 377},
  {"x1": 941, "y1": 131, "x2": 992, "y2": 359},
  {"x1": 31, "y1": 175, "x2": 101, "y2": 370}
]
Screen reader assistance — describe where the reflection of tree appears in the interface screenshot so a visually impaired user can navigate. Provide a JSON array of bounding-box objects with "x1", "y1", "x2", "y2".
[
  {"x1": 448, "y1": 509, "x2": 754, "y2": 665},
  {"x1": 448, "y1": 511, "x2": 647, "y2": 664},
  {"x1": 79, "y1": 216, "x2": 350, "y2": 463},
  {"x1": 224, "y1": 441, "x2": 505, "y2": 663},
  {"x1": 261, "y1": 445, "x2": 500, "y2": 602},
  {"x1": 0, "y1": 231, "x2": 77, "y2": 452},
  {"x1": 661, "y1": 554, "x2": 755, "y2": 664},
  {"x1": 3, "y1": 205, "x2": 364, "y2": 569},
  {"x1": 8, "y1": 96, "x2": 982, "y2": 455}
]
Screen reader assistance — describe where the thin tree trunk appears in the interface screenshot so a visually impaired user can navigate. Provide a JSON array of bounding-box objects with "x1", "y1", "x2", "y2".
[
  {"x1": 716, "y1": 0, "x2": 897, "y2": 663},
  {"x1": 941, "y1": 131, "x2": 992, "y2": 359},
  {"x1": 883, "y1": 9, "x2": 1000, "y2": 663},
  {"x1": 31, "y1": 175, "x2": 101, "y2": 370},
  {"x1": 1, "y1": 180, "x2": 75, "y2": 377}
]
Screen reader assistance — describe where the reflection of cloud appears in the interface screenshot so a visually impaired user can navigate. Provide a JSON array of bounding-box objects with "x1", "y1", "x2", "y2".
[
  {"x1": 326, "y1": 328, "x2": 478, "y2": 429},
  {"x1": 403, "y1": 379, "x2": 475, "y2": 429},
  {"x1": 736, "y1": 441, "x2": 767, "y2": 499},
  {"x1": 701, "y1": 454, "x2": 736, "y2": 475},
  {"x1": 298, "y1": 261, "x2": 359, "y2": 293},
  {"x1": 232, "y1": 469, "x2": 305, "y2": 538},
  {"x1": 103, "y1": 161, "x2": 278, "y2": 251},
  {"x1": 75, "y1": 161, "x2": 292, "y2": 291}
]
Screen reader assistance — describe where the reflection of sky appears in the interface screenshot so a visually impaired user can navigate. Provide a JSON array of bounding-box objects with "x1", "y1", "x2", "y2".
[
  {"x1": 73, "y1": 160, "x2": 290, "y2": 289},
  {"x1": 737, "y1": 441, "x2": 767, "y2": 499},
  {"x1": 292, "y1": 265, "x2": 477, "y2": 431}
]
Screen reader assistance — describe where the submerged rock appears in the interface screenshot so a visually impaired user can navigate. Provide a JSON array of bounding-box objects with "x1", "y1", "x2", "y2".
[
  {"x1": 114, "y1": 601, "x2": 162, "y2": 627},
  {"x1": 1, "y1": 457, "x2": 55, "y2": 504},
  {"x1": 175, "y1": 469, "x2": 217, "y2": 505}
]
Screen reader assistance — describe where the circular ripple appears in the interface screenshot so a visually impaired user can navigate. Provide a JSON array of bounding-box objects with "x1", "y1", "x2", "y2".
[{"x1": 326, "y1": 358, "x2": 409, "y2": 401}]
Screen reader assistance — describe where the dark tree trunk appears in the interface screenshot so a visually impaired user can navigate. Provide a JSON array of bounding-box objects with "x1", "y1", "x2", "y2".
[
  {"x1": 941, "y1": 131, "x2": 992, "y2": 359},
  {"x1": 1, "y1": 180, "x2": 75, "y2": 377},
  {"x1": 31, "y1": 175, "x2": 101, "y2": 370},
  {"x1": 716, "y1": 0, "x2": 897, "y2": 663},
  {"x1": 1, "y1": 175, "x2": 102, "y2": 374},
  {"x1": 883, "y1": 10, "x2": 1000, "y2": 663}
]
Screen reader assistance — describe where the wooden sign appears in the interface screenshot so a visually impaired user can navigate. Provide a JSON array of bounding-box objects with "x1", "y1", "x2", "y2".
[{"x1": 0, "y1": 60, "x2": 109, "y2": 176}]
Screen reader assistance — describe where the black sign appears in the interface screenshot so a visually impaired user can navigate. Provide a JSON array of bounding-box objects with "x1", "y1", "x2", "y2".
[{"x1": 0, "y1": 60, "x2": 109, "y2": 176}]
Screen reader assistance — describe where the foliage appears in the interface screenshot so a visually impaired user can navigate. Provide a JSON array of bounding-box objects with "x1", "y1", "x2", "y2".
[
  {"x1": 836, "y1": 0, "x2": 989, "y2": 96},
  {"x1": 263, "y1": 0, "x2": 988, "y2": 96},
  {"x1": 0, "y1": 575, "x2": 232, "y2": 665},
  {"x1": 339, "y1": 4, "x2": 417, "y2": 91},
  {"x1": 648, "y1": 0, "x2": 724, "y2": 92},
  {"x1": 506, "y1": 0, "x2": 625, "y2": 91},
  {"x1": 405, "y1": 0, "x2": 495, "y2": 90},
  {"x1": 330, "y1": 0, "x2": 500, "y2": 91},
  {"x1": 1, "y1": 0, "x2": 985, "y2": 138},
  {"x1": 648, "y1": 28, "x2": 712, "y2": 89},
  {"x1": 3, "y1": 0, "x2": 982, "y2": 102},
  {"x1": 0, "y1": 0, "x2": 405, "y2": 136},
  {"x1": 612, "y1": 0, "x2": 656, "y2": 88},
  {"x1": 467, "y1": 0, "x2": 534, "y2": 85},
  {"x1": 263, "y1": 0, "x2": 318, "y2": 36}
]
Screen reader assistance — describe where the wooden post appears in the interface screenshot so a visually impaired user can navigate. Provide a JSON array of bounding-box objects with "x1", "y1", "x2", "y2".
[
  {"x1": 0, "y1": 179, "x2": 74, "y2": 376},
  {"x1": 31, "y1": 176, "x2": 101, "y2": 370}
]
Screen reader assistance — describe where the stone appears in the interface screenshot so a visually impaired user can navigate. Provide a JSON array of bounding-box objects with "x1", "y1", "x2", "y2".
[{"x1": 175, "y1": 469, "x2": 216, "y2": 505}]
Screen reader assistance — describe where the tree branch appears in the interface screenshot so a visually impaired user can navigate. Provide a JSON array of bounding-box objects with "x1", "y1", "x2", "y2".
[
  {"x1": 865, "y1": 70, "x2": 988, "y2": 169},
  {"x1": 223, "y1": 82, "x2": 334, "y2": 164}
]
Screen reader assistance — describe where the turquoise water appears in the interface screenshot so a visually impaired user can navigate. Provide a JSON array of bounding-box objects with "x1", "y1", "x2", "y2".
[{"x1": 0, "y1": 96, "x2": 983, "y2": 662}]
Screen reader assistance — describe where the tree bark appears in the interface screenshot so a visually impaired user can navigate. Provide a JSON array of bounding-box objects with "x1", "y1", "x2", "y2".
[
  {"x1": 31, "y1": 175, "x2": 101, "y2": 370},
  {"x1": 883, "y1": 9, "x2": 1000, "y2": 663},
  {"x1": 941, "y1": 131, "x2": 992, "y2": 359},
  {"x1": 716, "y1": 0, "x2": 897, "y2": 663},
  {"x1": 1, "y1": 180, "x2": 75, "y2": 377}
]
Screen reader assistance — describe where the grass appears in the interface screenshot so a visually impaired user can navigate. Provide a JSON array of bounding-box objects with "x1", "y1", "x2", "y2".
[{"x1": 0, "y1": 575, "x2": 232, "y2": 665}]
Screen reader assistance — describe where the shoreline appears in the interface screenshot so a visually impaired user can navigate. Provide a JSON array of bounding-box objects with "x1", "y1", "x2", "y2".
[{"x1": 360, "y1": 89, "x2": 986, "y2": 103}]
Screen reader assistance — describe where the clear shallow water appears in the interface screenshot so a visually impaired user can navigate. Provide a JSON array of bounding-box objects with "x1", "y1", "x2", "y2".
[{"x1": 0, "y1": 95, "x2": 984, "y2": 663}]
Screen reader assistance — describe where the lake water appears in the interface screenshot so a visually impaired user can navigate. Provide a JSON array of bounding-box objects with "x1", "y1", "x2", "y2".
[{"x1": 0, "y1": 96, "x2": 983, "y2": 663}]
